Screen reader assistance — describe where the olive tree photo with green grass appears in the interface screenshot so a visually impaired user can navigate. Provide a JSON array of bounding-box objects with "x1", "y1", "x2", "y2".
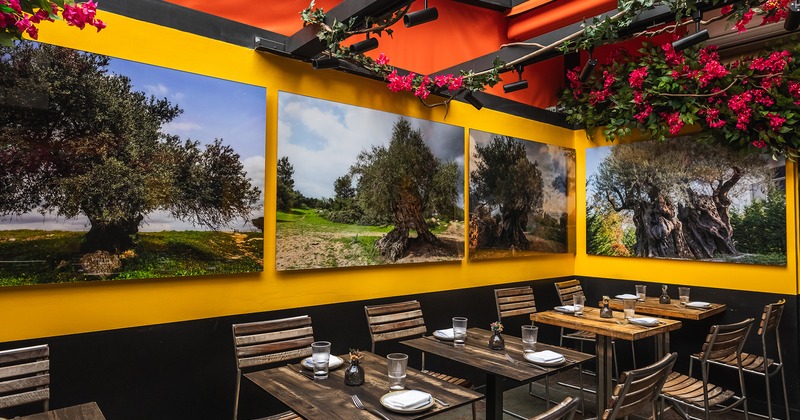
[
  {"x1": 0, "y1": 42, "x2": 265, "y2": 286},
  {"x1": 276, "y1": 93, "x2": 464, "y2": 270},
  {"x1": 586, "y1": 136, "x2": 786, "y2": 265}
]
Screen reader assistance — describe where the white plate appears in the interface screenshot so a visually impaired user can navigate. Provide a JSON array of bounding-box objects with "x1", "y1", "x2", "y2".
[
  {"x1": 379, "y1": 390, "x2": 435, "y2": 413},
  {"x1": 554, "y1": 305, "x2": 577, "y2": 314},
  {"x1": 686, "y1": 301, "x2": 712, "y2": 308},
  {"x1": 628, "y1": 317, "x2": 659, "y2": 326},
  {"x1": 524, "y1": 351, "x2": 566, "y2": 366},
  {"x1": 433, "y1": 328, "x2": 454, "y2": 341},
  {"x1": 615, "y1": 294, "x2": 639, "y2": 300},
  {"x1": 301, "y1": 355, "x2": 344, "y2": 370}
]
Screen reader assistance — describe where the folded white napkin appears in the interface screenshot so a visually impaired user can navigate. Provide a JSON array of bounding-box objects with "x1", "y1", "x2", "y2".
[
  {"x1": 384, "y1": 390, "x2": 432, "y2": 409},
  {"x1": 528, "y1": 350, "x2": 564, "y2": 362},
  {"x1": 687, "y1": 301, "x2": 711, "y2": 308},
  {"x1": 629, "y1": 317, "x2": 659, "y2": 326},
  {"x1": 555, "y1": 305, "x2": 576, "y2": 312},
  {"x1": 616, "y1": 294, "x2": 638, "y2": 300},
  {"x1": 434, "y1": 328, "x2": 454, "y2": 339}
]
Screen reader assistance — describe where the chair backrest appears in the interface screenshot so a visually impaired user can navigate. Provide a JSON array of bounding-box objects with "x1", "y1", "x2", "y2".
[
  {"x1": 699, "y1": 318, "x2": 755, "y2": 363},
  {"x1": 0, "y1": 344, "x2": 50, "y2": 411},
  {"x1": 554, "y1": 279, "x2": 583, "y2": 306},
  {"x1": 758, "y1": 299, "x2": 785, "y2": 338},
  {"x1": 232, "y1": 315, "x2": 314, "y2": 370},
  {"x1": 365, "y1": 300, "x2": 427, "y2": 352},
  {"x1": 494, "y1": 286, "x2": 536, "y2": 321},
  {"x1": 530, "y1": 396, "x2": 580, "y2": 420},
  {"x1": 602, "y1": 352, "x2": 678, "y2": 420}
]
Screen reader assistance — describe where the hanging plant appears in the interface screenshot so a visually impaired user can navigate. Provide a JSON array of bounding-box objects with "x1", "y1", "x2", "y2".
[
  {"x1": 559, "y1": 40, "x2": 800, "y2": 159},
  {"x1": 1, "y1": 0, "x2": 106, "y2": 46}
]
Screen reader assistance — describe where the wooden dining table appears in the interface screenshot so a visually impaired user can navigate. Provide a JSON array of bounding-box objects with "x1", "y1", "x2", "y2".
[
  {"x1": 14, "y1": 402, "x2": 105, "y2": 420},
  {"x1": 401, "y1": 328, "x2": 594, "y2": 420},
  {"x1": 605, "y1": 296, "x2": 726, "y2": 320},
  {"x1": 532, "y1": 307, "x2": 682, "y2": 415},
  {"x1": 244, "y1": 351, "x2": 483, "y2": 419}
]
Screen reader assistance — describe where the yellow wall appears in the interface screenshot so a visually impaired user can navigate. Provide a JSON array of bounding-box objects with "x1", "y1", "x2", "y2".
[
  {"x1": 0, "y1": 13, "x2": 577, "y2": 342},
  {"x1": 574, "y1": 135, "x2": 799, "y2": 295}
]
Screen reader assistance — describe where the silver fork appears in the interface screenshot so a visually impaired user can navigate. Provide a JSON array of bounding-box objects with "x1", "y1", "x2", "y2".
[
  {"x1": 504, "y1": 353, "x2": 544, "y2": 370},
  {"x1": 351, "y1": 394, "x2": 391, "y2": 420}
]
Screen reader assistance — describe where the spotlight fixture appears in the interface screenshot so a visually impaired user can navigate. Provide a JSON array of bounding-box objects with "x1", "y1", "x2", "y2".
[
  {"x1": 349, "y1": 37, "x2": 379, "y2": 54},
  {"x1": 463, "y1": 91, "x2": 483, "y2": 110},
  {"x1": 312, "y1": 57, "x2": 341, "y2": 69},
  {"x1": 404, "y1": 0, "x2": 438, "y2": 28},
  {"x1": 671, "y1": 29, "x2": 710, "y2": 52},
  {"x1": 579, "y1": 58, "x2": 597, "y2": 83},
  {"x1": 785, "y1": 0, "x2": 800, "y2": 31},
  {"x1": 503, "y1": 65, "x2": 528, "y2": 93}
]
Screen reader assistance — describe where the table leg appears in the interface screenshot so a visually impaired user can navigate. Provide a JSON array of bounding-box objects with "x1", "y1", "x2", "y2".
[
  {"x1": 485, "y1": 373, "x2": 503, "y2": 420},
  {"x1": 595, "y1": 335, "x2": 613, "y2": 415},
  {"x1": 654, "y1": 331, "x2": 670, "y2": 358}
]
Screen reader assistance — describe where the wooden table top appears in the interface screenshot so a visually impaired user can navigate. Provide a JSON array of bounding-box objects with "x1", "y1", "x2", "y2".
[
  {"x1": 401, "y1": 328, "x2": 594, "y2": 382},
  {"x1": 244, "y1": 351, "x2": 483, "y2": 419},
  {"x1": 605, "y1": 297, "x2": 726, "y2": 320},
  {"x1": 15, "y1": 402, "x2": 105, "y2": 420},
  {"x1": 532, "y1": 307, "x2": 682, "y2": 341}
]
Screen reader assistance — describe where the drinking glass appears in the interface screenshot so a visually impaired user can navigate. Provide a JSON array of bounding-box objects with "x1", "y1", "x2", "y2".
[
  {"x1": 452, "y1": 317, "x2": 468, "y2": 347},
  {"x1": 311, "y1": 341, "x2": 331, "y2": 379},
  {"x1": 572, "y1": 294, "x2": 585, "y2": 316},
  {"x1": 521, "y1": 325, "x2": 538, "y2": 353},
  {"x1": 623, "y1": 299, "x2": 636, "y2": 319},
  {"x1": 387, "y1": 353, "x2": 408, "y2": 390},
  {"x1": 678, "y1": 287, "x2": 691, "y2": 306},
  {"x1": 635, "y1": 285, "x2": 647, "y2": 301}
]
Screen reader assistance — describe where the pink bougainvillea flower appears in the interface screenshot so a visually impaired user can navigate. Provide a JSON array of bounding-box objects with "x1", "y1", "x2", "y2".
[
  {"x1": 628, "y1": 66, "x2": 648, "y2": 89},
  {"x1": 752, "y1": 139, "x2": 767, "y2": 148},
  {"x1": 448, "y1": 75, "x2": 463, "y2": 91},
  {"x1": 375, "y1": 53, "x2": 390, "y2": 66},
  {"x1": 766, "y1": 113, "x2": 786, "y2": 130},
  {"x1": 735, "y1": 9, "x2": 755, "y2": 33}
]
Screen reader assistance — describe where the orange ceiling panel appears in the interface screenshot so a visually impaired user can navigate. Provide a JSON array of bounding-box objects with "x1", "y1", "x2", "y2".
[{"x1": 507, "y1": 0, "x2": 616, "y2": 41}]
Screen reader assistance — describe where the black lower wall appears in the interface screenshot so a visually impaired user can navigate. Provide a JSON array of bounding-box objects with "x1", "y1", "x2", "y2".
[{"x1": 1, "y1": 276, "x2": 797, "y2": 419}]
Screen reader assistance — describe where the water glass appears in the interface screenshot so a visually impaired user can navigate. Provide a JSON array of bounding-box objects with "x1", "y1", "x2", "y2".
[
  {"x1": 521, "y1": 325, "x2": 538, "y2": 353},
  {"x1": 635, "y1": 285, "x2": 647, "y2": 301},
  {"x1": 572, "y1": 294, "x2": 585, "y2": 316},
  {"x1": 387, "y1": 353, "x2": 408, "y2": 390},
  {"x1": 452, "y1": 317, "x2": 468, "y2": 347},
  {"x1": 678, "y1": 287, "x2": 691, "y2": 306},
  {"x1": 311, "y1": 341, "x2": 331, "y2": 379},
  {"x1": 623, "y1": 299, "x2": 636, "y2": 319}
]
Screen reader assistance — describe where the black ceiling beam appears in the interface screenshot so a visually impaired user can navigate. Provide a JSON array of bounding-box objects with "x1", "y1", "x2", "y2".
[{"x1": 280, "y1": 0, "x2": 413, "y2": 59}]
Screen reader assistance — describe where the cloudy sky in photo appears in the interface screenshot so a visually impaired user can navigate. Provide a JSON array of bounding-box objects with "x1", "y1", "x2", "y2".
[
  {"x1": 1, "y1": 51, "x2": 266, "y2": 232},
  {"x1": 278, "y1": 92, "x2": 465, "y2": 201}
]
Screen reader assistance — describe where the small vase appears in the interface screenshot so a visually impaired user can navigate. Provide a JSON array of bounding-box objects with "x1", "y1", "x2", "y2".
[
  {"x1": 344, "y1": 359, "x2": 364, "y2": 386},
  {"x1": 488, "y1": 332, "x2": 505, "y2": 350}
]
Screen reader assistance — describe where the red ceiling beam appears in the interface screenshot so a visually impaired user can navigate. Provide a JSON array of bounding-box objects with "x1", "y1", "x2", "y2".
[{"x1": 507, "y1": 0, "x2": 617, "y2": 41}]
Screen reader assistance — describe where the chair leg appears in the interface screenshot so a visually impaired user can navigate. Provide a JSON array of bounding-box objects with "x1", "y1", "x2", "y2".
[
  {"x1": 233, "y1": 371, "x2": 241, "y2": 420},
  {"x1": 780, "y1": 366, "x2": 790, "y2": 420},
  {"x1": 471, "y1": 401, "x2": 477, "y2": 420},
  {"x1": 765, "y1": 368, "x2": 773, "y2": 419}
]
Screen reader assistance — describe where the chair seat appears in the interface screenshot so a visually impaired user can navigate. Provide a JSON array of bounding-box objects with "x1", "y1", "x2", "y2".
[
  {"x1": 661, "y1": 372, "x2": 736, "y2": 407},
  {"x1": 422, "y1": 369, "x2": 472, "y2": 388},
  {"x1": 262, "y1": 411, "x2": 301, "y2": 420},
  {"x1": 694, "y1": 351, "x2": 776, "y2": 374}
]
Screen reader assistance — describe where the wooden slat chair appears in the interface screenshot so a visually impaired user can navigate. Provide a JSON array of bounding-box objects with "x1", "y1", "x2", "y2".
[
  {"x1": 702, "y1": 300, "x2": 788, "y2": 420},
  {"x1": 661, "y1": 318, "x2": 754, "y2": 420},
  {"x1": 0, "y1": 344, "x2": 50, "y2": 415},
  {"x1": 494, "y1": 286, "x2": 560, "y2": 413},
  {"x1": 232, "y1": 315, "x2": 314, "y2": 420},
  {"x1": 599, "y1": 352, "x2": 677, "y2": 420},
  {"x1": 530, "y1": 396, "x2": 581, "y2": 420},
  {"x1": 364, "y1": 300, "x2": 476, "y2": 419},
  {"x1": 554, "y1": 279, "x2": 632, "y2": 377}
]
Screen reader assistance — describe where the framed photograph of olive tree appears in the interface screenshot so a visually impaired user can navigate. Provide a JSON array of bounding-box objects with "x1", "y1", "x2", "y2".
[
  {"x1": 586, "y1": 136, "x2": 786, "y2": 265},
  {"x1": 0, "y1": 42, "x2": 266, "y2": 286},
  {"x1": 276, "y1": 92, "x2": 464, "y2": 270},
  {"x1": 468, "y1": 130, "x2": 575, "y2": 260}
]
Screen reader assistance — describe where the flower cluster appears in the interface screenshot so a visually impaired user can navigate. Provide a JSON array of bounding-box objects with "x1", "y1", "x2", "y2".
[
  {"x1": 386, "y1": 66, "x2": 465, "y2": 99},
  {"x1": 348, "y1": 348, "x2": 363, "y2": 362},
  {"x1": 559, "y1": 41, "x2": 800, "y2": 159},
  {"x1": 490, "y1": 321, "x2": 503, "y2": 333},
  {"x1": 0, "y1": 0, "x2": 105, "y2": 45}
]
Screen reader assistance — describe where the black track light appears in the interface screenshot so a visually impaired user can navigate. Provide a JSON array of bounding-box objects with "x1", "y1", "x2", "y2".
[
  {"x1": 580, "y1": 58, "x2": 597, "y2": 83},
  {"x1": 785, "y1": 0, "x2": 800, "y2": 31},
  {"x1": 312, "y1": 57, "x2": 341, "y2": 70},
  {"x1": 404, "y1": 0, "x2": 438, "y2": 28},
  {"x1": 671, "y1": 29, "x2": 710, "y2": 52},
  {"x1": 503, "y1": 65, "x2": 528, "y2": 93},
  {"x1": 349, "y1": 37, "x2": 379, "y2": 54},
  {"x1": 463, "y1": 91, "x2": 483, "y2": 110}
]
